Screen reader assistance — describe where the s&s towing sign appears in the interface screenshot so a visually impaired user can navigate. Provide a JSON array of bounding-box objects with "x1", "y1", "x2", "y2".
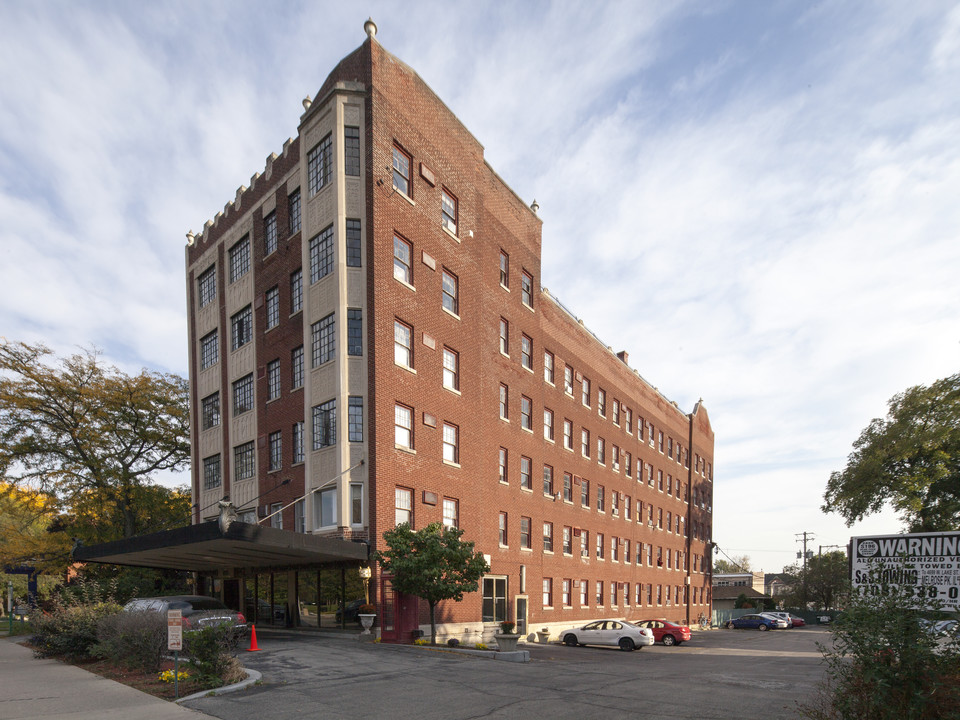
[{"x1": 851, "y1": 531, "x2": 960, "y2": 609}]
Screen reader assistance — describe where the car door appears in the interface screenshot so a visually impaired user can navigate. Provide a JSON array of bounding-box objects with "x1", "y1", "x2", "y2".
[
  {"x1": 606, "y1": 621, "x2": 625, "y2": 646},
  {"x1": 580, "y1": 620, "x2": 606, "y2": 645}
]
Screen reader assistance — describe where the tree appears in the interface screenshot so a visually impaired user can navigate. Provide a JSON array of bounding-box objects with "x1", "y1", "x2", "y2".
[
  {"x1": 0, "y1": 483, "x2": 72, "y2": 574},
  {"x1": 782, "y1": 550, "x2": 849, "y2": 611},
  {"x1": 823, "y1": 372, "x2": 960, "y2": 532},
  {"x1": 375, "y1": 522, "x2": 490, "y2": 644},
  {"x1": 713, "y1": 554, "x2": 751, "y2": 574},
  {"x1": 0, "y1": 341, "x2": 191, "y2": 543}
]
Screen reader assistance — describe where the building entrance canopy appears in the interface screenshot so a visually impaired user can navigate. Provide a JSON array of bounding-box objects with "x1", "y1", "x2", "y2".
[{"x1": 72, "y1": 521, "x2": 369, "y2": 573}]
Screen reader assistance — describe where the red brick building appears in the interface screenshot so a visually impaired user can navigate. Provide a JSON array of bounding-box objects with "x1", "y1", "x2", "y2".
[{"x1": 183, "y1": 22, "x2": 714, "y2": 642}]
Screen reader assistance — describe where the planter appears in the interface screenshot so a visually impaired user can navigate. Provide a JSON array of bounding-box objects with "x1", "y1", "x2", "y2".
[
  {"x1": 358, "y1": 613, "x2": 376, "y2": 635},
  {"x1": 536, "y1": 630, "x2": 551, "y2": 644},
  {"x1": 494, "y1": 633, "x2": 520, "y2": 652}
]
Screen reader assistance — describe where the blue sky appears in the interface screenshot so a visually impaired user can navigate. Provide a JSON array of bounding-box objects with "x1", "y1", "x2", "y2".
[{"x1": 2, "y1": 1, "x2": 958, "y2": 573}]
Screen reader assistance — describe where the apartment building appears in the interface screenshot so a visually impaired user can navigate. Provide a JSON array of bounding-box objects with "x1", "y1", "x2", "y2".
[{"x1": 181, "y1": 21, "x2": 715, "y2": 642}]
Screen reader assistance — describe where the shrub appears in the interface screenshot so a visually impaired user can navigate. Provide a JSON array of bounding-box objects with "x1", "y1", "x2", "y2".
[
  {"x1": 31, "y1": 602, "x2": 122, "y2": 660},
  {"x1": 92, "y1": 610, "x2": 167, "y2": 673},
  {"x1": 499, "y1": 620, "x2": 516, "y2": 634},
  {"x1": 183, "y1": 624, "x2": 238, "y2": 686}
]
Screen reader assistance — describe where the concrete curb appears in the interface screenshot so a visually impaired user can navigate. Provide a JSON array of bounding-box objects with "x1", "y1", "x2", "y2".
[
  {"x1": 176, "y1": 667, "x2": 262, "y2": 703},
  {"x1": 385, "y1": 643, "x2": 531, "y2": 663}
]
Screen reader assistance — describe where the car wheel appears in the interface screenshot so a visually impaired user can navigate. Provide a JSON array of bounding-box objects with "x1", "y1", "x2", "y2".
[
  {"x1": 726, "y1": 621, "x2": 735, "y2": 629},
  {"x1": 662, "y1": 634, "x2": 676, "y2": 646},
  {"x1": 758, "y1": 624, "x2": 769, "y2": 631},
  {"x1": 563, "y1": 634, "x2": 578, "y2": 647},
  {"x1": 618, "y1": 637, "x2": 635, "y2": 652}
]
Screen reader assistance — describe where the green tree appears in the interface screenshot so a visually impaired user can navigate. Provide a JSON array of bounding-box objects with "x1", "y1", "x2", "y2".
[
  {"x1": 823, "y1": 372, "x2": 960, "y2": 532},
  {"x1": 375, "y1": 522, "x2": 489, "y2": 645},
  {"x1": 713, "y1": 554, "x2": 751, "y2": 574},
  {"x1": 782, "y1": 550, "x2": 849, "y2": 611},
  {"x1": 0, "y1": 341, "x2": 190, "y2": 547}
]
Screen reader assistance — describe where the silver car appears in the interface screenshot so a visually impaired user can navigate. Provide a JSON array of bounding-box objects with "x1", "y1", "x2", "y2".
[{"x1": 559, "y1": 619, "x2": 655, "y2": 651}]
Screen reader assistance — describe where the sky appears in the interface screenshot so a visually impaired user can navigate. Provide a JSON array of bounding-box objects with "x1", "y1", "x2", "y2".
[{"x1": 1, "y1": 0, "x2": 958, "y2": 574}]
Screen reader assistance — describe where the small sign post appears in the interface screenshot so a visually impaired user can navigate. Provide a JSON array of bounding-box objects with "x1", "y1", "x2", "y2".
[{"x1": 167, "y1": 609, "x2": 183, "y2": 699}]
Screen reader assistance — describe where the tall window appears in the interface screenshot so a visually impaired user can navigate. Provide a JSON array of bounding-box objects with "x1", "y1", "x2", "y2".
[
  {"x1": 543, "y1": 522, "x2": 554, "y2": 552},
  {"x1": 201, "y1": 392, "x2": 220, "y2": 430},
  {"x1": 231, "y1": 306, "x2": 252, "y2": 350},
  {"x1": 581, "y1": 428, "x2": 590, "y2": 457},
  {"x1": 311, "y1": 313, "x2": 335, "y2": 366},
  {"x1": 395, "y1": 487, "x2": 412, "y2": 526},
  {"x1": 318, "y1": 487, "x2": 336, "y2": 527},
  {"x1": 395, "y1": 404, "x2": 413, "y2": 449},
  {"x1": 597, "y1": 437, "x2": 606, "y2": 465},
  {"x1": 521, "y1": 270, "x2": 533, "y2": 308},
  {"x1": 308, "y1": 134, "x2": 332, "y2": 195},
  {"x1": 499, "y1": 383, "x2": 508, "y2": 419},
  {"x1": 441, "y1": 269, "x2": 458, "y2": 314},
  {"x1": 347, "y1": 309, "x2": 363, "y2": 356},
  {"x1": 581, "y1": 377, "x2": 590, "y2": 406},
  {"x1": 441, "y1": 188, "x2": 457, "y2": 234},
  {"x1": 312, "y1": 399, "x2": 336, "y2": 449},
  {"x1": 563, "y1": 472, "x2": 573, "y2": 502},
  {"x1": 498, "y1": 447, "x2": 508, "y2": 483},
  {"x1": 499, "y1": 512, "x2": 508, "y2": 545},
  {"x1": 392, "y1": 144, "x2": 411, "y2": 196},
  {"x1": 520, "y1": 517, "x2": 531, "y2": 549},
  {"x1": 442, "y1": 347, "x2": 459, "y2": 391},
  {"x1": 442, "y1": 423, "x2": 459, "y2": 464},
  {"x1": 309, "y1": 225, "x2": 334, "y2": 283},
  {"x1": 543, "y1": 408, "x2": 554, "y2": 440},
  {"x1": 499, "y1": 250, "x2": 509, "y2": 287},
  {"x1": 288, "y1": 189, "x2": 301, "y2": 235},
  {"x1": 613, "y1": 399, "x2": 621, "y2": 425},
  {"x1": 394, "y1": 320, "x2": 413, "y2": 368},
  {"x1": 581, "y1": 579, "x2": 589, "y2": 606},
  {"x1": 264, "y1": 211, "x2": 277, "y2": 255},
  {"x1": 351, "y1": 484, "x2": 363, "y2": 525},
  {"x1": 203, "y1": 454, "x2": 221, "y2": 490},
  {"x1": 520, "y1": 456, "x2": 531, "y2": 490},
  {"x1": 499, "y1": 318, "x2": 509, "y2": 354},
  {"x1": 563, "y1": 419, "x2": 573, "y2": 450},
  {"x1": 482, "y1": 577, "x2": 507, "y2": 623},
  {"x1": 197, "y1": 265, "x2": 216, "y2": 308},
  {"x1": 234, "y1": 441, "x2": 255, "y2": 481},
  {"x1": 521, "y1": 334, "x2": 532, "y2": 369},
  {"x1": 598, "y1": 388, "x2": 606, "y2": 416},
  {"x1": 290, "y1": 269, "x2": 303, "y2": 313},
  {"x1": 564, "y1": 365, "x2": 573, "y2": 395},
  {"x1": 581, "y1": 478, "x2": 590, "y2": 507},
  {"x1": 393, "y1": 234, "x2": 412, "y2": 284},
  {"x1": 520, "y1": 395, "x2": 532, "y2": 430},
  {"x1": 348, "y1": 396, "x2": 363, "y2": 442},
  {"x1": 543, "y1": 464, "x2": 554, "y2": 495},
  {"x1": 292, "y1": 422, "x2": 304, "y2": 464},
  {"x1": 232, "y1": 374, "x2": 254, "y2": 415},
  {"x1": 346, "y1": 218, "x2": 362, "y2": 267},
  {"x1": 563, "y1": 527, "x2": 572, "y2": 555},
  {"x1": 596, "y1": 533, "x2": 604, "y2": 559},
  {"x1": 291, "y1": 346, "x2": 304, "y2": 389},
  {"x1": 344, "y1": 126, "x2": 360, "y2": 176},
  {"x1": 228, "y1": 236, "x2": 250, "y2": 283},
  {"x1": 267, "y1": 360, "x2": 281, "y2": 401},
  {"x1": 544, "y1": 350, "x2": 554, "y2": 383},
  {"x1": 200, "y1": 330, "x2": 218, "y2": 370},
  {"x1": 597, "y1": 485, "x2": 605, "y2": 512},
  {"x1": 443, "y1": 498, "x2": 458, "y2": 528},
  {"x1": 268, "y1": 431, "x2": 282, "y2": 471},
  {"x1": 265, "y1": 287, "x2": 279, "y2": 329}
]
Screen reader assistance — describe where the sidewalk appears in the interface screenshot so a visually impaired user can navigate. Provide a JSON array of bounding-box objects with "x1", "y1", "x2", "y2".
[{"x1": 0, "y1": 636, "x2": 206, "y2": 719}]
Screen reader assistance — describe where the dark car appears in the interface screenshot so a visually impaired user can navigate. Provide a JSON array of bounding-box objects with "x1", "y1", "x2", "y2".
[
  {"x1": 124, "y1": 595, "x2": 248, "y2": 635},
  {"x1": 725, "y1": 613, "x2": 788, "y2": 631},
  {"x1": 335, "y1": 598, "x2": 364, "y2": 624}
]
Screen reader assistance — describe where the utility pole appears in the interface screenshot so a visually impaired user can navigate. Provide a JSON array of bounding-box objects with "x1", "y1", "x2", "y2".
[{"x1": 796, "y1": 532, "x2": 815, "y2": 607}]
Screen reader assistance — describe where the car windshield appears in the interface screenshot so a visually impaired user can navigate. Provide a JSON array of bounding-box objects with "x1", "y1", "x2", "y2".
[{"x1": 187, "y1": 597, "x2": 228, "y2": 611}]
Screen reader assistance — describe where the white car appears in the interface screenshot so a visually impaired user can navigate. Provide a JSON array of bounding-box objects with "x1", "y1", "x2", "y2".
[
  {"x1": 759, "y1": 612, "x2": 791, "y2": 629},
  {"x1": 559, "y1": 619, "x2": 655, "y2": 651}
]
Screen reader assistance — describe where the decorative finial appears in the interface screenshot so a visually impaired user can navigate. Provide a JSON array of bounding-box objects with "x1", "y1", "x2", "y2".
[
  {"x1": 530, "y1": 199, "x2": 539, "y2": 214},
  {"x1": 186, "y1": 230, "x2": 196, "y2": 246},
  {"x1": 364, "y1": 17, "x2": 377, "y2": 38},
  {"x1": 302, "y1": 95, "x2": 312, "y2": 111}
]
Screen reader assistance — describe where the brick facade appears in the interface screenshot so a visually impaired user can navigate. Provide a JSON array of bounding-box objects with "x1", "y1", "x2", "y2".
[{"x1": 184, "y1": 28, "x2": 714, "y2": 640}]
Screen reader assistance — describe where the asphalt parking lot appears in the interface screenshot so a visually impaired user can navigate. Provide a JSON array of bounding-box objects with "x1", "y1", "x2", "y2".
[{"x1": 183, "y1": 626, "x2": 829, "y2": 720}]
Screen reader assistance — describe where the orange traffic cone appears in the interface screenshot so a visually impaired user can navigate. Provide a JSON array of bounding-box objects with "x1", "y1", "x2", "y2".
[{"x1": 248, "y1": 624, "x2": 260, "y2": 652}]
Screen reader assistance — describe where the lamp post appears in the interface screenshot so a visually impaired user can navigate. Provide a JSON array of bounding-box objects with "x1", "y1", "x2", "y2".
[{"x1": 359, "y1": 566, "x2": 372, "y2": 604}]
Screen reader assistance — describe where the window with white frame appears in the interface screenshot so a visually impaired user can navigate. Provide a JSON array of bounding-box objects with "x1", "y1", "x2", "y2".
[
  {"x1": 499, "y1": 317, "x2": 509, "y2": 355},
  {"x1": 442, "y1": 422, "x2": 459, "y2": 464},
  {"x1": 598, "y1": 388, "x2": 606, "y2": 416},
  {"x1": 563, "y1": 419, "x2": 573, "y2": 450},
  {"x1": 581, "y1": 579, "x2": 588, "y2": 606},
  {"x1": 542, "y1": 464, "x2": 553, "y2": 495},
  {"x1": 395, "y1": 487, "x2": 412, "y2": 526},
  {"x1": 498, "y1": 447, "x2": 507, "y2": 483},
  {"x1": 318, "y1": 487, "x2": 337, "y2": 527},
  {"x1": 394, "y1": 234, "x2": 412, "y2": 284},
  {"x1": 562, "y1": 526, "x2": 572, "y2": 554},
  {"x1": 563, "y1": 472, "x2": 572, "y2": 502},
  {"x1": 520, "y1": 516, "x2": 531, "y2": 548},
  {"x1": 394, "y1": 320, "x2": 413, "y2": 368},
  {"x1": 564, "y1": 365, "x2": 573, "y2": 395},
  {"x1": 499, "y1": 250, "x2": 509, "y2": 287},
  {"x1": 544, "y1": 350, "x2": 554, "y2": 383},
  {"x1": 441, "y1": 268, "x2": 458, "y2": 315},
  {"x1": 520, "y1": 395, "x2": 532, "y2": 430},
  {"x1": 596, "y1": 580, "x2": 603, "y2": 604},
  {"x1": 542, "y1": 577, "x2": 553, "y2": 607},
  {"x1": 520, "y1": 456, "x2": 531, "y2": 490},
  {"x1": 499, "y1": 512, "x2": 507, "y2": 545},
  {"x1": 581, "y1": 377, "x2": 590, "y2": 406},
  {"x1": 521, "y1": 334, "x2": 532, "y2": 369},
  {"x1": 597, "y1": 437, "x2": 605, "y2": 465},
  {"x1": 395, "y1": 404, "x2": 413, "y2": 450},
  {"x1": 442, "y1": 347, "x2": 459, "y2": 391},
  {"x1": 562, "y1": 578, "x2": 571, "y2": 607},
  {"x1": 441, "y1": 187, "x2": 457, "y2": 234},
  {"x1": 581, "y1": 428, "x2": 590, "y2": 458},
  {"x1": 543, "y1": 408, "x2": 554, "y2": 440},
  {"x1": 499, "y1": 383, "x2": 508, "y2": 419},
  {"x1": 392, "y1": 144, "x2": 411, "y2": 196},
  {"x1": 351, "y1": 485, "x2": 362, "y2": 526},
  {"x1": 443, "y1": 497, "x2": 458, "y2": 528},
  {"x1": 521, "y1": 270, "x2": 533, "y2": 308}
]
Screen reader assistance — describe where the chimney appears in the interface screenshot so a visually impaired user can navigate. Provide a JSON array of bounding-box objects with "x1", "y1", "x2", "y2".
[{"x1": 616, "y1": 350, "x2": 629, "y2": 365}]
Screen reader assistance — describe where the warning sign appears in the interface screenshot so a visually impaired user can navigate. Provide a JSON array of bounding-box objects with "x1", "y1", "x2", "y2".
[{"x1": 167, "y1": 609, "x2": 183, "y2": 651}]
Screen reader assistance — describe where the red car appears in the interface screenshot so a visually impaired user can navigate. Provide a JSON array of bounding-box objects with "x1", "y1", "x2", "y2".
[{"x1": 633, "y1": 619, "x2": 691, "y2": 646}]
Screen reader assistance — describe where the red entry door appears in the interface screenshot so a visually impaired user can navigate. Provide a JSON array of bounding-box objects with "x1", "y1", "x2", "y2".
[{"x1": 379, "y1": 577, "x2": 419, "y2": 643}]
